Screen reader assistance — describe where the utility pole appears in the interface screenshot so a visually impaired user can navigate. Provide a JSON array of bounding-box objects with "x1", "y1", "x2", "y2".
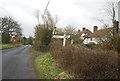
[{"x1": 40, "y1": 0, "x2": 51, "y2": 24}]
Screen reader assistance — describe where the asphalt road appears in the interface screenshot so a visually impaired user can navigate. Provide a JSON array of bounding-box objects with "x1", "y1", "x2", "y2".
[{"x1": 2, "y1": 45, "x2": 36, "y2": 79}]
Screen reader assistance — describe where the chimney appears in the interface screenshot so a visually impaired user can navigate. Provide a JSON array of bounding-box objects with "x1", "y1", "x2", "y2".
[
  {"x1": 83, "y1": 28, "x2": 86, "y2": 31},
  {"x1": 113, "y1": 20, "x2": 119, "y2": 36},
  {"x1": 93, "y1": 26, "x2": 98, "y2": 32}
]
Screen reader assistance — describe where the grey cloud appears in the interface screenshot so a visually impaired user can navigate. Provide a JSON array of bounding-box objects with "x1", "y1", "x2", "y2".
[{"x1": 0, "y1": 0, "x2": 117, "y2": 37}]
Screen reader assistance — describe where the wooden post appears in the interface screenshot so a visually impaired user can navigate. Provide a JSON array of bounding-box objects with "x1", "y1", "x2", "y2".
[
  {"x1": 71, "y1": 39, "x2": 74, "y2": 45},
  {"x1": 63, "y1": 37, "x2": 66, "y2": 47}
]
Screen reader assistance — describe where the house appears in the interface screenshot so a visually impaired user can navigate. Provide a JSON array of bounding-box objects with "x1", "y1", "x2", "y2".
[
  {"x1": 85, "y1": 27, "x2": 113, "y2": 44},
  {"x1": 77, "y1": 26, "x2": 113, "y2": 44},
  {"x1": 52, "y1": 24, "x2": 119, "y2": 45},
  {"x1": 11, "y1": 36, "x2": 19, "y2": 43},
  {"x1": 77, "y1": 27, "x2": 92, "y2": 44}
]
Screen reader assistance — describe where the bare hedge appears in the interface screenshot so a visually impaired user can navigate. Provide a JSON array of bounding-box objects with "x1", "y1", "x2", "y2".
[{"x1": 50, "y1": 42, "x2": 118, "y2": 79}]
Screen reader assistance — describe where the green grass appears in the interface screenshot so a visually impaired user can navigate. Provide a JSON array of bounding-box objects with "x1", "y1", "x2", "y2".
[
  {"x1": 34, "y1": 52, "x2": 74, "y2": 79},
  {"x1": 29, "y1": 47, "x2": 38, "y2": 53},
  {"x1": 0, "y1": 44, "x2": 22, "y2": 50}
]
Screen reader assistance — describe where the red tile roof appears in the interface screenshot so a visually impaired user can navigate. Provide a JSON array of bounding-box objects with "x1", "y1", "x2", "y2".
[
  {"x1": 84, "y1": 28, "x2": 113, "y2": 38},
  {"x1": 77, "y1": 29, "x2": 92, "y2": 37},
  {"x1": 11, "y1": 36, "x2": 19, "y2": 42}
]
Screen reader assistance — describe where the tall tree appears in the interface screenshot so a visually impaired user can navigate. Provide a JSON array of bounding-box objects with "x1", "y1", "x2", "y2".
[
  {"x1": 33, "y1": 10, "x2": 58, "y2": 51},
  {"x1": 98, "y1": 1, "x2": 117, "y2": 28},
  {"x1": 105, "y1": 1, "x2": 117, "y2": 24},
  {"x1": 43, "y1": 11, "x2": 58, "y2": 28},
  {"x1": 63, "y1": 25, "x2": 83, "y2": 44},
  {"x1": 22, "y1": 36, "x2": 27, "y2": 45},
  {"x1": 34, "y1": 9, "x2": 41, "y2": 25},
  {"x1": 97, "y1": 1, "x2": 120, "y2": 52},
  {"x1": 0, "y1": 16, "x2": 22, "y2": 43},
  {"x1": 64, "y1": 25, "x2": 76, "y2": 35},
  {"x1": 0, "y1": 16, "x2": 22, "y2": 36},
  {"x1": 26, "y1": 36, "x2": 34, "y2": 45}
]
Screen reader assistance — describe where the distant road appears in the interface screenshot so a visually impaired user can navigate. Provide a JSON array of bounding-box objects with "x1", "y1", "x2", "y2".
[{"x1": 2, "y1": 45, "x2": 36, "y2": 79}]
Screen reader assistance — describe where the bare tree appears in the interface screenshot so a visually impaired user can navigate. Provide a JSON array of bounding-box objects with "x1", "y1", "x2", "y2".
[
  {"x1": 63, "y1": 25, "x2": 76, "y2": 40},
  {"x1": 105, "y1": 1, "x2": 117, "y2": 24},
  {"x1": 63, "y1": 25, "x2": 83, "y2": 44},
  {"x1": 64, "y1": 25, "x2": 76, "y2": 35},
  {"x1": 97, "y1": 19, "x2": 109, "y2": 28},
  {"x1": 42, "y1": 10, "x2": 59, "y2": 29},
  {"x1": 33, "y1": 10, "x2": 59, "y2": 51},
  {"x1": 96, "y1": 1, "x2": 120, "y2": 51},
  {"x1": 34, "y1": 9, "x2": 59, "y2": 30},
  {"x1": 99, "y1": 1, "x2": 118, "y2": 27},
  {"x1": 34, "y1": 9, "x2": 41, "y2": 25}
]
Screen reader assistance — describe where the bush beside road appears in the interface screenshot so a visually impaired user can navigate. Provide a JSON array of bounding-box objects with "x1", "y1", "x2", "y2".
[{"x1": 50, "y1": 45, "x2": 118, "y2": 79}]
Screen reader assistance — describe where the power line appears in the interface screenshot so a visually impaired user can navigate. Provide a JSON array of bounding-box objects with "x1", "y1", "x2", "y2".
[{"x1": 40, "y1": 0, "x2": 51, "y2": 24}]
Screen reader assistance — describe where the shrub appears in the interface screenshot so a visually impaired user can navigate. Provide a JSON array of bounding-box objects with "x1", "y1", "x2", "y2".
[
  {"x1": 81, "y1": 44, "x2": 97, "y2": 49},
  {"x1": 41, "y1": 28, "x2": 52, "y2": 46},
  {"x1": 50, "y1": 44, "x2": 118, "y2": 79},
  {"x1": 33, "y1": 25, "x2": 53, "y2": 52},
  {"x1": 98, "y1": 36, "x2": 120, "y2": 53},
  {"x1": 115, "y1": 37, "x2": 120, "y2": 53},
  {"x1": 39, "y1": 45, "x2": 50, "y2": 52},
  {"x1": 2, "y1": 33, "x2": 11, "y2": 44}
]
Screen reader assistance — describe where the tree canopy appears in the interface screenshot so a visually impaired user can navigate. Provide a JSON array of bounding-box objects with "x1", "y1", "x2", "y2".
[
  {"x1": 0, "y1": 16, "x2": 22, "y2": 37},
  {"x1": 0, "y1": 16, "x2": 22, "y2": 43}
]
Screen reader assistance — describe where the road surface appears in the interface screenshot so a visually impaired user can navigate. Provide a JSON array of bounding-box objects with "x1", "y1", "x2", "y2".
[{"x1": 2, "y1": 45, "x2": 36, "y2": 79}]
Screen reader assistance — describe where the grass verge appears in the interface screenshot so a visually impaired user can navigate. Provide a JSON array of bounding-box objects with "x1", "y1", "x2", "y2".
[
  {"x1": 34, "y1": 52, "x2": 74, "y2": 79},
  {"x1": 0, "y1": 44, "x2": 22, "y2": 50},
  {"x1": 29, "y1": 47, "x2": 39, "y2": 54}
]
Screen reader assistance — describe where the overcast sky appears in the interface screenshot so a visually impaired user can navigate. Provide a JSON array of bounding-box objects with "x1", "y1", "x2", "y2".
[{"x1": 0, "y1": 0, "x2": 119, "y2": 37}]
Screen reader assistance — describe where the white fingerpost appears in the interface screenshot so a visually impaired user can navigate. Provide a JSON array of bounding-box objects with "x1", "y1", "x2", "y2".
[
  {"x1": 63, "y1": 34, "x2": 67, "y2": 47},
  {"x1": 53, "y1": 34, "x2": 70, "y2": 47},
  {"x1": 63, "y1": 37, "x2": 66, "y2": 47},
  {"x1": 71, "y1": 39, "x2": 74, "y2": 45}
]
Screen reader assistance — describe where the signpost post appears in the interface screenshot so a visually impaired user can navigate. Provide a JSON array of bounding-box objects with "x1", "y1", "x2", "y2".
[{"x1": 53, "y1": 34, "x2": 70, "y2": 47}]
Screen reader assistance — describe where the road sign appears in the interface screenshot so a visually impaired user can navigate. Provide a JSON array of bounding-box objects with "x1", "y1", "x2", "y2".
[{"x1": 53, "y1": 34, "x2": 70, "y2": 47}]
